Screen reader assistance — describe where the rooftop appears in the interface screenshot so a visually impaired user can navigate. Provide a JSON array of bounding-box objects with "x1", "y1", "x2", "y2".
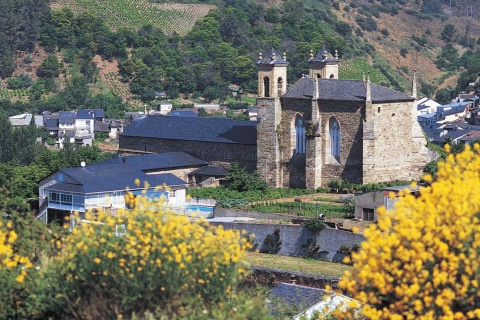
[
  {"x1": 282, "y1": 76, "x2": 414, "y2": 103},
  {"x1": 121, "y1": 115, "x2": 257, "y2": 145}
]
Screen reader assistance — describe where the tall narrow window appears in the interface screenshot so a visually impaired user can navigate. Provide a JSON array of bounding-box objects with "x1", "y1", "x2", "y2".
[
  {"x1": 330, "y1": 118, "x2": 340, "y2": 159},
  {"x1": 277, "y1": 77, "x2": 283, "y2": 96},
  {"x1": 295, "y1": 116, "x2": 306, "y2": 154},
  {"x1": 263, "y1": 77, "x2": 270, "y2": 97}
]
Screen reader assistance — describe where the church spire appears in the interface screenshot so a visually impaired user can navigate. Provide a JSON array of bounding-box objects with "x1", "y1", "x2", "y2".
[
  {"x1": 365, "y1": 72, "x2": 371, "y2": 102},
  {"x1": 412, "y1": 69, "x2": 417, "y2": 100}
]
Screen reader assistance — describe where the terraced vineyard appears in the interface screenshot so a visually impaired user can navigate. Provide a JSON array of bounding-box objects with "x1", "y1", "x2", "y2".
[
  {"x1": 339, "y1": 57, "x2": 389, "y2": 85},
  {"x1": 0, "y1": 87, "x2": 30, "y2": 102},
  {"x1": 50, "y1": 0, "x2": 215, "y2": 35}
]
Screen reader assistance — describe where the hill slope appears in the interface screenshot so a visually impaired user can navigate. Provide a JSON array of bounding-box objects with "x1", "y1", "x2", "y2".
[{"x1": 50, "y1": 0, "x2": 214, "y2": 35}]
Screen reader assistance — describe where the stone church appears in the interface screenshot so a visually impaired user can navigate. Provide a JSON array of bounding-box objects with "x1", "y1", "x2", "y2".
[{"x1": 256, "y1": 48, "x2": 431, "y2": 189}]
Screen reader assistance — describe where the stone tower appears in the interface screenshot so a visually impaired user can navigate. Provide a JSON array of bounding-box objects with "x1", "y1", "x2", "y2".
[
  {"x1": 308, "y1": 45, "x2": 341, "y2": 79},
  {"x1": 256, "y1": 49, "x2": 288, "y2": 187}
]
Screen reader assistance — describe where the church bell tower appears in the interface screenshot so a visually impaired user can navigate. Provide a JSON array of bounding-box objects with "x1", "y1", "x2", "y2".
[{"x1": 256, "y1": 49, "x2": 288, "y2": 187}]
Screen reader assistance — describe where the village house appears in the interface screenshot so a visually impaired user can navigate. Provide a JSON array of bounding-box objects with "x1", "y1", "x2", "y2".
[{"x1": 37, "y1": 152, "x2": 224, "y2": 224}]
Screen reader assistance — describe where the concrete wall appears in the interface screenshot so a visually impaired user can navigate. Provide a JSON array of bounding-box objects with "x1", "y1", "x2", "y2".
[
  {"x1": 354, "y1": 191, "x2": 384, "y2": 221},
  {"x1": 209, "y1": 220, "x2": 365, "y2": 261}
]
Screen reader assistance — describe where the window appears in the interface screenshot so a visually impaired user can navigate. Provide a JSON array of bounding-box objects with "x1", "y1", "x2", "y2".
[
  {"x1": 169, "y1": 190, "x2": 176, "y2": 198},
  {"x1": 263, "y1": 77, "x2": 270, "y2": 97},
  {"x1": 295, "y1": 116, "x2": 306, "y2": 154},
  {"x1": 223, "y1": 151, "x2": 232, "y2": 159},
  {"x1": 277, "y1": 77, "x2": 283, "y2": 96},
  {"x1": 362, "y1": 208, "x2": 374, "y2": 221},
  {"x1": 329, "y1": 118, "x2": 340, "y2": 159}
]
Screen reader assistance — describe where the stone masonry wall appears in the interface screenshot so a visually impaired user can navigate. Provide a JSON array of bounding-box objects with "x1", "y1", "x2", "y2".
[
  {"x1": 364, "y1": 101, "x2": 426, "y2": 183},
  {"x1": 319, "y1": 101, "x2": 364, "y2": 186},
  {"x1": 208, "y1": 221, "x2": 365, "y2": 261},
  {"x1": 256, "y1": 97, "x2": 282, "y2": 187},
  {"x1": 119, "y1": 136, "x2": 257, "y2": 171}
]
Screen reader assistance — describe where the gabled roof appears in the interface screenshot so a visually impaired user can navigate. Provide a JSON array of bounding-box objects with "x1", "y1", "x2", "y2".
[
  {"x1": 44, "y1": 118, "x2": 59, "y2": 129},
  {"x1": 433, "y1": 129, "x2": 471, "y2": 144},
  {"x1": 56, "y1": 165, "x2": 186, "y2": 193},
  {"x1": 89, "y1": 152, "x2": 207, "y2": 171},
  {"x1": 121, "y1": 115, "x2": 257, "y2": 145},
  {"x1": 282, "y1": 76, "x2": 414, "y2": 103},
  {"x1": 77, "y1": 109, "x2": 105, "y2": 119},
  {"x1": 59, "y1": 111, "x2": 75, "y2": 124}
]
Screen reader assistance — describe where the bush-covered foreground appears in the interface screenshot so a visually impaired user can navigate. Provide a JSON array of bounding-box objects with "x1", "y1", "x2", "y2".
[
  {"x1": 0, "y1": 193, "x2": 274, "y2": 319},
  {"x1": 337, "y1": 144, "x2": 480, "y2": 319}
]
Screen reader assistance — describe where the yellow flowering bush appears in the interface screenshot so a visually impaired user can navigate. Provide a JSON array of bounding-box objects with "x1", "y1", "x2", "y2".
[
  {"x1": 47, "y1": 190, "x2": 257, "y2": 319},
  {"x1": 0, "y1": 219, "x2": 36, "y2": 318},
  {"x1": 339, "y1": 144, "x2": 480, "y2": 319}
]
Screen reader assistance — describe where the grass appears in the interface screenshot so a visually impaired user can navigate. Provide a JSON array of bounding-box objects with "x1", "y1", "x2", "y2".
[
  {"x1": 312, "y1": 197, "x2": 339, "y2": 202},
  {"x1": 245, "y1": 252, "x2": 351, "y2": 277},
  {"x1": 246, "y1": 202, "x2": 349, "y2": 218}
]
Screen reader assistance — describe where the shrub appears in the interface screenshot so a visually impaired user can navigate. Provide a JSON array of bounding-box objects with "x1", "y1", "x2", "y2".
[
  {"x1": 23, "y1": 55, "x2": 33, "y2": 64},
  {"x1": 262, "y1": 228, "x2": 282, "y2": 254},
  {"x1": 44, "y1": 192, "x2": 255, "y2": 319},
  {"x1": 339, "y1": 144, "x2": 480, "y2": 318},
  {"x1": 304, "y1": 219, "x2": 327, "y2": 233},
  {"x1": 7, "y1": 78, "x2": 23, "y2": 89},
  {"x1": 226, "y1": 163, "x2": 268, "y2": 192}
]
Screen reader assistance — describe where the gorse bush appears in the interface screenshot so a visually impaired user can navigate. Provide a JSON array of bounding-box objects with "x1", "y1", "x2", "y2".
[
  {"x1": 339, "y1": 144, "x2": 480, "y2": 318},
  {"x1": 0, "y1": 185, "x2": 273, "y2": 319},
  {"x1": 46, "y1": 194, "x2": 253, "y2": 318}
]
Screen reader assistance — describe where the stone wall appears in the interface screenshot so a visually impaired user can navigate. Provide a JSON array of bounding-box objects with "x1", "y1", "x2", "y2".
[
  {"x1": 208, "y1": 220, "x2": 365, "y2": 261},
  {"x1": 247, "y1": 266, "x2": 341, "y2": 289},
  {"x1": 256, "y1": 97, "x2": 282, "y2": 187},
  {"x1": 120, "y1": 136, "x2": 257, "y2": 171},
  {"x1": 363, "y1": 101, "x2": 429, "y2": 183}
]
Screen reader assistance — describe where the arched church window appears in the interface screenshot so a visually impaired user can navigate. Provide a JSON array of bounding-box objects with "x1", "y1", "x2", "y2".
[
  {"x1": 330, "y1": 118, "x2": 340, "y2": 159},
  {"x1": 277, "y1": 77, "x2": 283, "y2": 96},
  {"x1": 263, "y1": 77, "x2": 270, "y2": 97},
  {"x1": 295, "y1": 116, "x2": 306, "y2": 154}
]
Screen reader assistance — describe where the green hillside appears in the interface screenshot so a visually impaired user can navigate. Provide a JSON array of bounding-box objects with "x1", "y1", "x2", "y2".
[{"x1": 50, "y1": 0, "x2": 214, "y2": 35}]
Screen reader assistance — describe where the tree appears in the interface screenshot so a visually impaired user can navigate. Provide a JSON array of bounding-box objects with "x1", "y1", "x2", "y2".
[
  {"x1": 441, "y1": 23, "x2": 456, "y2": 42},
  {"x1": 36, "y1": 55, "x2": 61, "y2": 78},
  {"x1": 339, "y1": 144, "x2": 480, "y2": 318}
]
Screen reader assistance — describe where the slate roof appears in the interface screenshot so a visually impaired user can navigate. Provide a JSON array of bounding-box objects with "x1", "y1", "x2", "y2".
[
  {"x1": 59, "y1": 111, "x2": 75, "y2": 124},
  {"x1": 257, "y1": 49, "x2": 288, "y2": 65},
  {"x1": 167, "y1": 110, "x2": 199, "y2": 117},
  {"x1": 282, "y1": 76, "x2": 414, "y2": 103},
  {"x1": 89, "y1": 152, "x2": 207, "y2": 171},
  {"x1": 433, "y1": 129, "x2": 471, "y2": 144},
  {"x1": 188, "y1": 165, "x2": 227, "y2": 177},
  {"x1": 121, "y1": 115, "x2": 257, "y2": 145},
  {"x1": 44, "y1": 118, "x2": 59, "y2": 130},
  {"x1": 77, "y1": 109, "x2": 105, "y2": 119},
  {"x1": 269, "y1": 283, "x2": 325, "y2": 315},
  {"x1": 309, "y1": 45, "x2": 340, "y2": 62},
  {"x1": 56, "y1": 165, "x2": 187, "y2": 193},
  {"x1": 94, "y1": 122, "x2": 110, "y2": 132}
]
